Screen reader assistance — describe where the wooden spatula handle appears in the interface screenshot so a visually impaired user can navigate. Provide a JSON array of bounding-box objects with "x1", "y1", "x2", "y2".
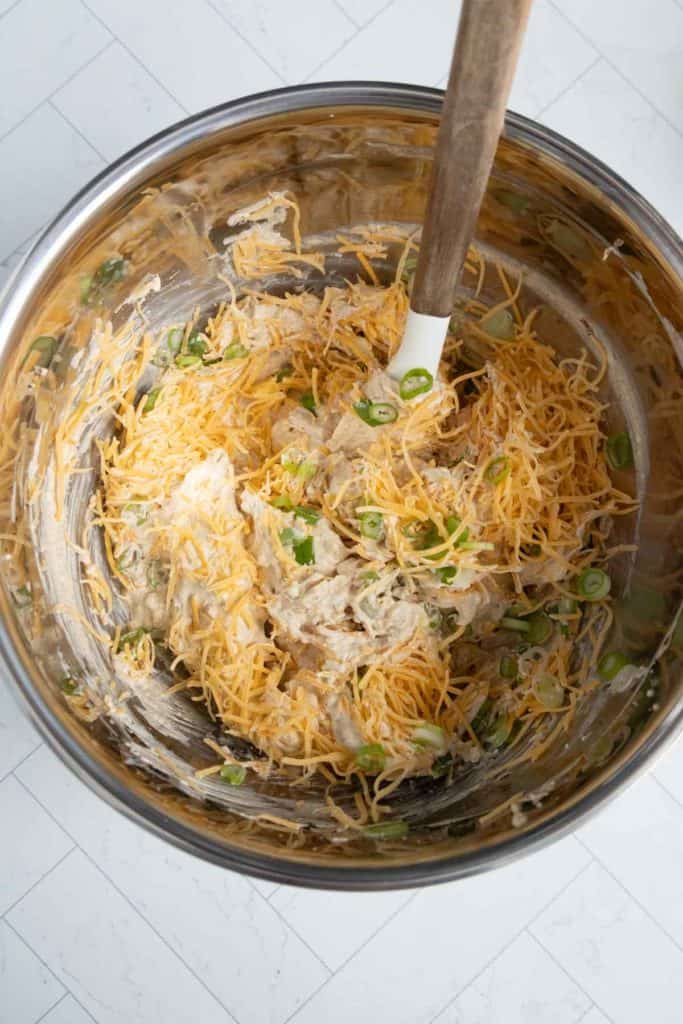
[{"x1": 411, "y1": 0, "x2": 533, "y2": 318}]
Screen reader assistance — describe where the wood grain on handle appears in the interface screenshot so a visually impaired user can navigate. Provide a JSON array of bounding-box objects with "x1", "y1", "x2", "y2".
[{"x1": 411, "y1": 0, "x2": 533, "y2": 317}]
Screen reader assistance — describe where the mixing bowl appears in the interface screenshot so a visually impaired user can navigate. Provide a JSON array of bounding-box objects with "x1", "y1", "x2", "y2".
[{"x1": 0, "y1": 83, "x2": 681, "y2": 890}]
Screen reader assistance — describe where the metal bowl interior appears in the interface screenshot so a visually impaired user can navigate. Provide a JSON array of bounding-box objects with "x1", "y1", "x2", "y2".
[{"x1": 0, "y1": 84, "x2": 681, "y2": 889}]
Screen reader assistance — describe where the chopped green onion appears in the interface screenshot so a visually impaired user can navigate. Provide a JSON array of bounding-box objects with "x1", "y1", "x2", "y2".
[
  {"x1": 426, "y1": 604, "x2": 443, "y2": 630},
  {"x1": 166, "y1": 327, "x2": 184, "y2": 355},
  {"x1": 93, "y1": 256, "x2": 126, "y2": 287},
  {"x1": 486, "y1": 714, "x2": 512, "y2": 748},
  {"x1": 409, "y1": 519, "x2": 441, "y2": 552},
  {"x1": 482, "y1": 308, "x2": 515, "y2": 341},
  {"x1": 224, "y1": 341, "x2": 249, "y2": 360},
  {"x1": 115, "y1": 549, "x2": 136, "y2": 571},
  {"x1": 534, "y1": 673, "x2": 564, "y2": 709},
  {"x1": 123, "y1": 502, "x2": 148, "y2": 525},
  {"x1": 431, "y1": 753, "x2": 452, "y2": 778},
  {"x1": 499, "y1": 655, "x2": 518, "y2": 679},
  {"x1": 598, "y1": 650, "x2": 630, "y2": 681},
  {"x1": 471, "y1": 699, "x2": 492, "y2": 734},
  {"x1": 446, "y1": 515, "x2": 470, "y2": 545},
  {"x1": 363, "y1": 820, "x2": 408, "y2": 840},
  {"x1": 354, "y1": 399, "x2": 398, "y2": 426},
  {"x1": 577, "y1": 568, "x2": 611, "y2": 602},
  {"x1": 399, "y1": 367, "x2": 433, "y2": 401},
  {"x1": 523, "y1": 543, "x2": 542, "y2": 558},
  {"x1": 220, "y1": 763, "x2": 246, "y2": 785},
  {"x1": 279, "y1": 527, "x2": 296, "y2": 546},
  {"x1": 270, "y1": 495, "x2": 293, "y2": 510},
  {"x1": 355, "y1": 743, "x2": 386, "y2": 773},
  {"x1": 79, "y1": 273, "x2": 93, "y2": 304},
  {"x1": 360, "y1": 570, "x2": 379, "y2": 584},
  {"x1": 27, "y1": 335, "x2": 57, "y2": 369},
  {"x1": 276, "y1": 363, "x2": 294, "y2": 382},
  {"x1": 401, "y1": 252, "x2": 418, "y2": 284},
  {"x1": 526, "y1": 611, "x2": 553, "y2": 645},
  {"x1": 506, "y1": 602, "x2": 529, "y2": 618},
  {"x1": 118, "y1": 627, "x2": 147, "y2": 651},
  {"x1": 175, "y1": 353, "x2": 201, "y2": 368},
  {"x1": 436, "y1": 565, "x2": 458, "y2": 584},
  {"x1": 359, "y1": 511, "x2": 384, "y2": 540},
  {"x1": 143, "y1": 387, "x2": 161, "y2": 413},
  {"x1": 300, "y1": 391, "x2": 317, "y2": 415},
  {"x1": 501, "y1": 616, "x2": 531, "y2": 633},
  {"x1": 60, "y1": 677, "x2": 78, "y2": 696},
  {"x1": 293, "y1": 505, "x2": 320, "y2": 524},
  {"x1": 187, "y1": 333, "x2": 207, "y2": 357},
  {"x1": 13, "y1": 585, "x2": 32, "y2": 608},
  {"x1": 293, "y1": 536, "x2": 315, "y2": 566},
  {"x1": 297, "y1": 459, "x2": 317, "y2": 481},
  {"x1": 484, "y1": 455, "x2": 510, "y2": 485},
  {"x1": 413, "y1": 722, "x2": 446, "y2": 750},
  {"x1": 558, "y1": 597, "x2": 578, "y2": 615},
  {"x1": 606, "y1": 431, "x2": 634, "y2": 471}
]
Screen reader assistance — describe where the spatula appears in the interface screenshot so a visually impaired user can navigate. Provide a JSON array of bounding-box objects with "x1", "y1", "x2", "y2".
[{"x1": 388, "y1": 0, "x2": 534, "y2": 382}]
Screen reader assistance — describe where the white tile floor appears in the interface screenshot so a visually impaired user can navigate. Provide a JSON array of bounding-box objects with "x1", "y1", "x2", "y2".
[{"x1": 1, "y1": 1, "x2": 682, "y2": 1021}]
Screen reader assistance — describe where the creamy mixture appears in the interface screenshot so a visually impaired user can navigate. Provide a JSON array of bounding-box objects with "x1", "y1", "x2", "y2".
[{"x1": 86, "y1": 195, "x2": 635, "y2": 810}]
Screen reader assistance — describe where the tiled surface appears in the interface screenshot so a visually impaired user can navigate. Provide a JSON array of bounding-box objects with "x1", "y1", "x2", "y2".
[{"x1": 1, "y1": 1, "x2": 681, "y2": 1021}]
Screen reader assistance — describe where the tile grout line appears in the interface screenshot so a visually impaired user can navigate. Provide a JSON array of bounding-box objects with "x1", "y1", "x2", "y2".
[
  {"x1": 3, "y1": 911, "x2": 98, "y2": 1024},
  {"x1": 302, "y1": 0, "x2": 397, "y2": 83},
  {"x1": 574, "y1": 833, "x2": 683, "y2": 953},
  {"x1": 536, "y1": 53, "x2": 602, "y2": 118},
  {"x1": 11, "y1": 773, "x2": 242, "y2": 1024},
  {"x1": 547, "y1": 0, "x2": 683, "y2": 143},
  {"x1": 205, "y1": 0, "x2": 289, "y2": 86},
  {"x1": 652, "y1": 772, "x2": 683, "y2": 811},
  {"x1": 0, "y1": 740, "x2": 42, "y2": 785},
  {"x1": 48, "y1": 99, "x2": 108, "y2": 164},
  {"x1": 424, "y1": 855, "x2": 597, "y2": 1024},
  {"x1": 0, "y1": 0, "x2": 22, "y2": 24},
  {"x1": 247, "y1": 882, "x2": 332, "y2": 975},
  {"x1": 1, "y1": 842, "x2": 76, "y2": 921},
  {"x1": 80, "y1": 0, "x2": 190, "y2": 115},
  {"x1": 331, "y1": 0, "x2": 359, "y2": 29},
  {"x1": 283, "y1": 888, "x2": 420, "y2": 1024},
  {"x1": 0, "y1": 35, "x2": 115, "y2": 150},
  {"x1": 526, "y1": 928, "x2": 615, "y2": 1024},
  {"x1": 34, "y1": 990, "x2": 69, "y2": 1024}
]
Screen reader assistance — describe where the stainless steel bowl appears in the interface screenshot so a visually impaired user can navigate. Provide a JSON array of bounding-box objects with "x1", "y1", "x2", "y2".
[{"x1": 0, "y1": 83, "x2": 681, "y2": 890}]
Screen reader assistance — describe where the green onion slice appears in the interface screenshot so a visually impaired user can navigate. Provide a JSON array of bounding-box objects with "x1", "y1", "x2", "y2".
[
  {"x1": 93, "y1": 256, "x2": 126, "y2": 287},
  {"x1": 354, "y1": 399, "x2": 398, "y2": 426},
  {"x1": 413, "y1": 722, "x2": 446, "y2": 750},
  {"x1": 270, "y1": 495, "x2": 293, "y2": 510},
  {"x1": 118, "y1": 627, "x2": 148, "y2": 651},
  {"x1": 293, "y1": 536, "x2": 315, "y2": 566},
  {"x1": 355, "y1": 743, "x2": 386, "y2": 773},
  {"x1": 187, "y1": 333, "x2": 207, "y2": 357},
  {"x1": 293, "y1": 505, "x2": 320, "y2": 524},
  {"x1": 534, "y1": 672, "x2": 565, "y2": 709},
  {"x1": 484, "y1": 455, "x2": 510, "y2": 485},
  {"x1": 175, "y1": 353, "x2": 200, "y2": 368},
  {"x1": 577, "y1": 568, "x2": 611, "y2": 602},
  {"x1": 526, "y1": 611, "x2": 553, "y2": 645},
  {"x1": 499, "y1": 654, "x2": 518, "y2": 679},
  {"x1": 363, "y1": 820, "x2": 408, "y2": 840},
  {"x1": 27, "y1": 335, "x2": 57, "y2": 369},
  {"x1": 60, "y1": 677, "x2": 78, "y2": 696},
  {"x1": 359, "y1": 511, "x2": 384, "y2": 540},
  {"x1": 436, "y1": 565, "x2": 457, "y2": 584},
  {"x1": 606, "y1": 431, "x2": 634, "y2": 471},
  {"x1": 400, "y1": 367, "x2": 433, "y2": 401},
  {"x1": 224, "y1": 341, "x2": 249, "y2": 360},
  {"x1": 143, "y1": 387, "x2": 161, "y2": 413},
  {"x1": 598, "y1": 650, "x2": 630, "y2": 682},
  {"x1": 501, "y1": 616, "x2": 531, "y2": 633},
  {"x1": 300, "y1": 391, "x2": 316, "y2": 415},
  {"x1": 482, "y1": 308, "x2": 515, "y2": 341},
  {"x1": 220, "y1": 763, "x2": 246, "y2": 785},
  {"x1": 486, "y1": 714, "x2": 512, "y2": 748}
]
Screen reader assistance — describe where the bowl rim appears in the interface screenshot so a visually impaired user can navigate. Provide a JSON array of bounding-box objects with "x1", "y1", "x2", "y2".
[{"x1": 1, "y1": 81, "x2": 681, "y2": 891}]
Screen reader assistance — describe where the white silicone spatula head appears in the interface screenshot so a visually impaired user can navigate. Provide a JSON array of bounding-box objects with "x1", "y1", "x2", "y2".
[{"x1": 388, "y1": 0, "x2": 534, "y2": 383}]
